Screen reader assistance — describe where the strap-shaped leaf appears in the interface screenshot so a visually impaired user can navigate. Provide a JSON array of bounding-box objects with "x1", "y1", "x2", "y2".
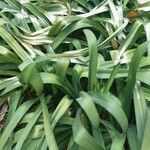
[
  {"x1": 51, "y1": 95, "x2": 72, "y2": 129},
  {"x1": 141, "y1": 108, "x2": 150, "y2": 150},
  {"x1": 20, "y1": 63, "x2": 43, "y2": 96},
  {"x1": 133, "y1": 83, "x2": 147, "y2": 142},
  {"x1": 0, "y1": 99, "x2": 36, "y2": 149},
  {"x1": 40, "y1": 72, "x2": 74, "y2": 97},
  {"x1": 90, "y1": 92, "x2": 128, "y2": 132},
  {"x1": 76, "y1": 91, "x2": 105, "y2": 148},
  {"x1": 40, "y1": 95, "x2": 58, "y2": 150},
  {"x1": 124, "y1": 41, "x2": 149, "y2": 116},
  {"x1": 76, "y1": 91, "x2": 100, "y2": 128},
  {"x1": 15, "y1": 105, "x2": 42, "y2": 150},
  {"x1": 0, "y1": 26, "x2": 30, "y2": 61},
  {"x1": 17, "y1": 0, "x2": 50, "y2": 27},
  {"x1": 127, "y1": 125, "x2": 140, "y2": 150},
  {"x1": 84, "y1": 29, "x2": 98, "y2": 91},
  {"x1": 51, "y1": 19, "x2": 107, "y2": 50},
  {"x1": 73, "y1": 109, "x2": 102, "y2": 150},
  {"x1": 111, "y1": 133, "x2": 126, "y2": 150},
  {"x1": 0, "y1": 45, "x2": 21, "y2": 64}
]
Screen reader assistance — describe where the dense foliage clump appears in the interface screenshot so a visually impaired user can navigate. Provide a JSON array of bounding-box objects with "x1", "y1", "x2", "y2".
[{"x1": 0, "y1": 0, "x2": 150, "y2": 149}]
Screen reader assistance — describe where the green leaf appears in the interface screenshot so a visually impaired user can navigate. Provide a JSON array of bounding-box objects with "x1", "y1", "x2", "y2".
[
  {"x1": 51, "y1": 19, "x2": 107, "y2": 50},
  {"x1": 83, "y1": 29, "x2": 98, "y2": 91},
  {"x1": 15, "y1": 105, "x2": 42, "y2": 150},
  {"x1": 0, "y1": 45, "x2": 21, "y2": 64},
  {"x1": 111, "y1": 133, "x2": 126, "y2": 150},
  {"x1": 5, "y1": 90, "x2": 21, "y2": 126},
  {"x1": 117, "y1": 20, "x2": 143, "y2": 60},
  {"x1": 17, "y1": 0, "x2": 51, "y2": 27},
  {"x1": 0, "y1": 26, "x2": 30, "y2": 61},
  {"x1": 90, "y1": 92, "x2": 128, "y2": 132},
  {"x1": 73, "y1": 109, "x2": 102, "y2": 150},
  {"x1": 54, "y1": 59, "x2": 69, "y2": 79},
  {"x1": 76, "y1": 91, "x2": 105, "y2": 149},
  {"x1": 124, "y1": 41, "x2": 149, "y2": 117},
  {"x1": 0, "y1": 99, "x2": 36, "y2": 149},
  {"x1": 40, "y1": 95, "x2": 58, "y2": 150},
  {"x1": 141, "y1": 108, "x2": 150, "y2": 150},
  {"x1": 40, "y1": 72, "x2": 74, "y2": 97},
  {"x1": 133, "y1": 82, "x2": 147, "y2": 142},
  {"x1": 127, "y1": 126, "x2": 139, "y2": 150},
  {"x1": 20, "y1": 63, "x2": 43, "y2": 96},
  {"x1": 77, "y1": 91, "x2": 100, "y2": 129},
  {"x1": 51, "y1": 95, "x2": 72, "y2": 129}
]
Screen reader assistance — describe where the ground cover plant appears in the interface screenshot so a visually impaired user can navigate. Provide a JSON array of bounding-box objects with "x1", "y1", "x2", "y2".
[{"x1": 0, "y1": 0, "x2": 150, "y2": 149}]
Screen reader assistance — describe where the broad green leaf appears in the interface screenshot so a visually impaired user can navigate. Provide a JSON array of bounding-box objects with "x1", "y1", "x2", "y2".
[
  {"x1": 0, "y1": 1, "x2": 150, "y2": 149},
  {"x1": 76, "y1": 91, "x2": 105, "y2": 149},
  {"x1": 15, "y1": 105, "x2": 42, "y2": 150},
  {"x1": 0, "y1": 26, "x2": 30, "y2": 61},
  {"x1": 111, "y1": 133, "x2": 126, "y2": 150},
  {"x1": 20, "y1": 63, "x2": 43, "y2": 96},
  {"x1": 90, "y1": 92, "x2": 128, "y2": 132},
  {"x1": 40, "y1": 72, "x2": 74, "y2": 97},
  {"x1": 0, "y1": 77, "x2": 19, "y2": 91},
  {"x1": 54, "y1": 58, "x2": 69, "y2": 79},
  {"x1": 133, "y1": 82, "x2": 147, "y2": 142},
  {"x1": 51, "y1": 19, "x2": 107, "y2": 50},
  {"x1": 124, "y1": 41, "x2": 149, "y2": 116},
  {"x1": 127, "y1": 126, "x2": 139, "y2": 150},
  {"x1": 84, "y1": 29, "x2": 98, "y2": 91},
  {"x1": 51, "y1": 95, "x2": 72, "y2": 129},
  {"x1": 73, "y1": 109, "x2": 102, "y2": 150},
  {"x1": 1, "y1": 80, "x2": 22, "y2": 95},
  {"x1": 40, "y1": 95, "x2": 58, "y2": 150},
  {"x1": 76, "y1": 91, "x2": 100, "y2": 128}
]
